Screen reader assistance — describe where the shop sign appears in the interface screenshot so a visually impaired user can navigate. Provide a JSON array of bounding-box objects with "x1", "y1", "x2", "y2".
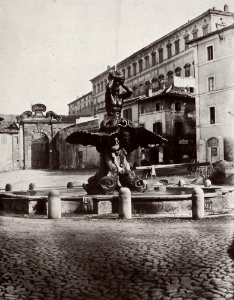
[{"x1": 179, "y1": 139, "x2": 188, "y2": 144}]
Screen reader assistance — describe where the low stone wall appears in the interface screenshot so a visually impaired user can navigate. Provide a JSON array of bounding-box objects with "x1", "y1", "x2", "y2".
[{"x1": 0, "y1": 189, "x2": 233, "y2": 216}]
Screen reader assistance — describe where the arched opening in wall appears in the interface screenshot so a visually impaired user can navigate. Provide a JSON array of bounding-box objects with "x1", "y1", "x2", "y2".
[
  {"x1": 149, "y1": 146, "x2": 159, "y2": 164},
  {"x1": 158, "y1": 74, "x2": 164, "y2": 81},
  {"x1": 184, "y1": 63, "x2": 191, "y2": 77},
  {"x1": 175, "y1": 67, "x2": 182, "y2": 77},
  {"x1": 31, "y1": 132, "x2": 49, "y2": 169},
  {"x1": 207, "y1": 137, "x2": 219, "y2": 163}
]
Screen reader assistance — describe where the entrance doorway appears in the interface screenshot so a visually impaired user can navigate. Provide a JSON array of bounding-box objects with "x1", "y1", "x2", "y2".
[
  {"x1": 31, "y1": 133, "x2": 49, "y2": 169},
  {"x1": 207, "y1": 137, "x2": 219, "y2": 164}
]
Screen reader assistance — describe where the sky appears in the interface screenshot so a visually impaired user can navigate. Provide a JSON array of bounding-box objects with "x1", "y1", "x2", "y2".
[{"x1": 0, "y1": 0, "x2": 233, "y2": 115}]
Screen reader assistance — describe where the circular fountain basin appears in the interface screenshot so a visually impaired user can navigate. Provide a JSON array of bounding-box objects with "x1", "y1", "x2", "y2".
[{"x1": 0, "y1": 185, "x2": 233, "y2": 217}]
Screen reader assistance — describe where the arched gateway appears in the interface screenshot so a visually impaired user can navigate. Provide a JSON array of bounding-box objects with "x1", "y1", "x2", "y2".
[
  {"x1": 31, "y1": 132, "x2": 49, "y2": 169},
  {"x1": 17, "y1": 104, "x2": 79, "y2": 169}
]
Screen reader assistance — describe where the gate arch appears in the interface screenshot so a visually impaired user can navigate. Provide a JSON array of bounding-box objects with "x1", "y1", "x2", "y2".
[{"x1": 31, "y1": 132, "x2": 49, "y2": 169}]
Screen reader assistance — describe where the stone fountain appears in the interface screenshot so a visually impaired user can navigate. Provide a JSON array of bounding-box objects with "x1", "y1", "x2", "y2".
[{"x1": 66, "y1": 70, "x2": 167, "y2": 194}]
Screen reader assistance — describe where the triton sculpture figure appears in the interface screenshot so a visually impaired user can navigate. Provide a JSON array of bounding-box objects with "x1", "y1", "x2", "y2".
[{"x1": 66, "y1": 70, "x2": 167, "y2": 194}]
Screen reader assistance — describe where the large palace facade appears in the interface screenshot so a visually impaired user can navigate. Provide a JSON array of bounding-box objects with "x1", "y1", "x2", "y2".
[{"x1": 69, "y1": 5, "x2": 234, "y2": 167}]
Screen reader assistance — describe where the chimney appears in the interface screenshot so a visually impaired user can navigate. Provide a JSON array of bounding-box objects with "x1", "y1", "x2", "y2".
[
  {"x1": 107, "y1": 65, "x2": 110, "y2": 70},
  {"x1": 224, "y1": 4, "x2": 229, "y2": 12}
]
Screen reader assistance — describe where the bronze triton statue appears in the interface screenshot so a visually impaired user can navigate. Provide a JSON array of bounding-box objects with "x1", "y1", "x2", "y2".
[{"x1": 66, "y1": 70, "x2": 167, "y2": 194}]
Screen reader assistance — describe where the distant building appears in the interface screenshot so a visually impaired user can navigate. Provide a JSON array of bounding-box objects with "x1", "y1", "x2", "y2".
[
  {"x1": 0, "y1": 115, "x2": 20, "y2": 171},
  {"x1": 68, "y1": 92, "x2": 94, "y2": 116},
  {"x1": 189, "y1": 23, "x2": 234, "y2": 163}
]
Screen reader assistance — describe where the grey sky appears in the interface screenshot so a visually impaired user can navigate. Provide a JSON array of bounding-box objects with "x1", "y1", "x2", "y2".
[{"x1": 0, "y1": 0, "x2": 232, "y2": 115}]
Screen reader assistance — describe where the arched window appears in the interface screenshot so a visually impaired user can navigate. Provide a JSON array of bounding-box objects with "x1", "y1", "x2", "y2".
[
  {"x1": 175, "y1": 39, "x2": 180, "y2": 54},
  {"x1": 127, "y1": 66, "x2": 131, "y2": 78},
  {"x1": 158, "y1": 74, "x2": 164, "y2": 81},
  {"x1": 167, "y1": 71, "x2": 173, "y2": 79},
  {"x1": 184, "y1": 34, "x2": 189, "y2": 50},
  {"x1": 151, "y1": 77, "x2": 157, "y2": 83},
  {"x1": 151, "y1": 52, "x2": 156, "y2": 66},
  {"x1": 145, "y1": 56, "x2": 149, "y2": 69},
  {"x1": 167, "y1": 43, "x2": 172, "y2": 59},
  {"x1": 138, "y1": 59, "x2": 143, "y2": 73},
  {"x1": 175, "y1": 67, "x2": 182, "y2": 77},
  {"x1": 133, "y1": 62, "x2": 137, "y2": 76},
  {"x1": 158, "y1": 48, "x2": 163, "y2": 63},
  {"x1": 145, "y1": 81, "x2": 150, "y2": 87},
  {"x1": 184, "y1": 63, "x2": 191, "y2": 77}
]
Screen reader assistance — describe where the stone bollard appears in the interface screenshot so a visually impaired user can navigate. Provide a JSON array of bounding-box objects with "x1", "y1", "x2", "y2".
[
  {"x1": 48, "y1": 190, "x2": 61, "y2": 219},
  {"x1": 67, "y1": 182, "x2": 74, "y2": 189},
  {"x1": 5, "y1": 183, "x2": 12, "y2": 192},
  {"x1": 204, "y1": 179, "x2": 211, "y2": 187},
  {"x1": 29, "y1": 183, "x2": 35, "y2": 191},
  {"x1": 178, "y1": 179, "x2": 185, "y2": 187},
  {"x1": 192, "y1": 187, "x2": 204, "y2": 220},
  {"x1": 118, "y1": 187, "x2": 132, "y2": 219}
]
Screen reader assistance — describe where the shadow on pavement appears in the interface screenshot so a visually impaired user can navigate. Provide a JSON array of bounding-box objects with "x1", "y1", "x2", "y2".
[{"x1": 228, "y1": 237, "x2": 234, "y2": 260}]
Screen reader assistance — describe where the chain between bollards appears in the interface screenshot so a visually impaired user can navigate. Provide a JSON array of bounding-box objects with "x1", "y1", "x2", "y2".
[
  {"x1": 118, "y1": 187, "x2": 132, "y2": 219},
  {"x1": 48, "y1": 190, "x2": 61, "y2": 219}
]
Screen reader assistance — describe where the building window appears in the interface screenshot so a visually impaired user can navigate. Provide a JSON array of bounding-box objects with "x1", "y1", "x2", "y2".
[
  {"x1": 184, "y1": 63, "x2": 191, "y2": 77},
  {"x1": 167, "y1": 43, "x2": 172, "y2": 59},
  {"x1": 122, "y1": 69, "x2": 125, "y2": 78},
  {"x1": 123, "y1": 108, "x2": 132, "y2": 121},
  {"x1": 1, "y1": 136, "x2": 7, "y2": 145},
  {"x1": 207, "y1": 45, "x2": 213, "y2": 61},
  {"x1": 158, "y1": 48, "x2": 163, "y2": 63},
  {"x1": 184, "y1": 35, "x2": 189, "y2": 50},
  {"x1": 155, "y1": 102, "x2": 161, "y2": 111},
  {"x1": 104, "y1": 79, "x2": 107, "y2": 88},
  {"x1": 145, "y1": 56, "x2": 149, "y2": 69},
  {"x1": 209, "y1": 106, "x2": 216, "y2": 124},
  {"x1": 127, "y1": 66, "x2": 131, "y2": 78},
  {"x1": 153, "y1": 122, "x2": 162, "y2": 135},
  {"x1": 151, "y1": 52, "x2": 156, "y2": 66},
  {"x1": 167, "y1": 71, "x2": 173, "y2": 81},
  {"x1": 138, "y1": 59, "x2": 143, "y2": 73},
  {"x1": 158, "y1": 74, "x2": 164, "y2": 81},
  {"x1": 208, "y1": 76, "x2": 215, "y2": 92},
  {"x1": 93, "y1": 85, "x2": 96, "y2": 95},
  {"x1": 140, "y1": 105, "x2": 145, "y2": 114},
  {"x1": 192, "y1": 29, "x2": 198, "y2": 39},
  {"x1": 133, "y1": 63, "x2": 137, "y2": 76},
  {"x1": 175, "y1": 102, "x2": 181, "y2": 111},
  {"x1": 175, "y1": 40, "x2": 180, "y2": 54},
  {"x1": 97, "y1": 83, "x2": 100, "y2": 93},
  {"x1": 174, "y1": 122, "x2": 183, "y2": 136},
  {"x1": 175, "y1": 67, "x2": 181, "y2": 77},
  {"x1": 203, "y1": 25, "x2": 208, "y2": 36},
  {"x1": 101, "y1": 81, "x2": 103, "y2": 91}
]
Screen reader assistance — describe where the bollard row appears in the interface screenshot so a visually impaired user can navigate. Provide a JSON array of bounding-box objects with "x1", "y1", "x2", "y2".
[
  {"x1": 118, "y1": 187, "x2": 132, "y2": 219},
  {"x1": 192, "y1": 187, "x2": 204, "y2": 219},
  {"x1": 48, "y1": 190, "x2": 61, "y2": 219}
]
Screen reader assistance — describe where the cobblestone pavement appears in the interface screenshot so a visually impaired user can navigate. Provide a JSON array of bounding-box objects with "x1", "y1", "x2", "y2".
[{"x1": 0, "y1": 215, "x2": 234, "y2": 300}]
